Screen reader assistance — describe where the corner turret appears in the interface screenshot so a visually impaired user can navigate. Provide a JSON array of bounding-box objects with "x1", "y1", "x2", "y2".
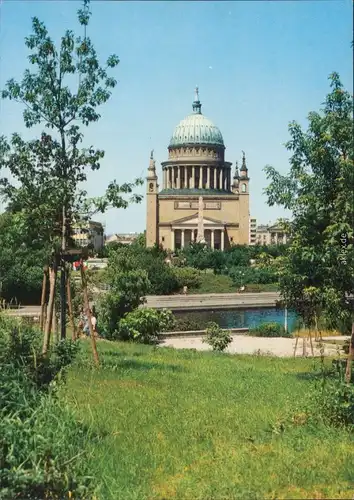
[{"x1": 146, "y1": 150, "x2": 159, "y2": 247}]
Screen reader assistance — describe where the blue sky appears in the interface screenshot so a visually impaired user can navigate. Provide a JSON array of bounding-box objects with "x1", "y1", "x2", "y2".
[{"x1": 0, "y1": 0, "x2": 352, "y2": 234}]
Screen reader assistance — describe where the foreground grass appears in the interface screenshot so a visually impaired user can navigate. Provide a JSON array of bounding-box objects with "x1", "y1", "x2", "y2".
[{"x1": 64, "y1": 341, "x2": 354, "y2": 499}]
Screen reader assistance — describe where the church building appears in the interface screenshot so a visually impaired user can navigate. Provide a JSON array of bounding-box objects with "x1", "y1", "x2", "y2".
[{"x1": 146, "y1": 88, "x2": 250, "y2": 250}]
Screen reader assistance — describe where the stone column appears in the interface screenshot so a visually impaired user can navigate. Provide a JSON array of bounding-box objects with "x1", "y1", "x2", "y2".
[
  {"x1": 192, "y1": 229, "x2": 195, "y2": 242},
  {"x1": 181, "y1": 229, "x2": 185, "y2": 249},
  {"x1": 163, "y1": 168, "x2": 166, "y2": 189},
  {"x1": 192, "y1": 166, "x2": 195, "y2": 189},
  {"x1": 207, "y1": 166, "x2": 210, "y2": 189},
  {"x1": 177, "y1": 166, "x2": 181, "y2": 189},
  {"x1": 199, "y1": 166, "x2": 203, "y2": 189},
  {"x1": 168, "y1": 167, "x2": 172, "y2": 189},
  {"x1": 220, "y1": 229, "x2": 225, "y2": 251},
  {"x1": 214, "y1": 168, "x2": 217, "y2": 189},
  {"x1": 219, "y1": 168, "x2": 223, "y2": 190},
  {"x1": 211, "y1": 229, "x2": 215, "y2": 249},
  {"x1": 171, "y1": 229, "x2": 175, "y2": 251}
]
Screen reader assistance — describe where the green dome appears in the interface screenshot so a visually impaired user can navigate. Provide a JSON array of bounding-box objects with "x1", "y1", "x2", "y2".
[{"x1": 169, "y1": 88, "x2": 224, "y2": 148}]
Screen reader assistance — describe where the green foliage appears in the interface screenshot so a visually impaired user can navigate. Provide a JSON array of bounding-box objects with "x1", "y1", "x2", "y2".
[
  {"x1": 178, "y1": 243, "x2": 287, "y2": 278},
  {"x1": 264, "y1": 73, "x2": 354, "y2": 328},
  {"x1": 0, "y1": 315, "x2": 93, "y2": 498},
  {"x1": 247, "y1": 322, "x2": 291, "y2": 338},
  {"x1": 173, "y1": 317, "x2": 203, "y2": 332},
  {"x1": 0, "y1": 316, "x2": 79, "y2": 394},
  {"x1": 229, "y1": 266, "x2": 277, "y2": 287},
  {"x1": 106, "y1": 244, "x2": 178, "y2": 295},
  {"x1": 0, "y1": 396, "x2": 94, "y2": 500},
  {"x1": 0, "y1": 212, "x2": 50, "y2": 304},
  {"x1": 179, "y1": 243, "x2": 215, "y2": 271},
  {"x1": 0, "y1": 0, "x2": 142, "y2": 261},
  {"x1": 117, "y1": 308, "x2": 175, "y2": 344},
  {"x1": 99, "y1": 275, "x2": 150, "y2": 340},
  {"x1": 202, "y1": 322, "x2": 232, "y2": 351},
  {"x1": 172, "y1": 266, "x2": 201, "y2": 290},
  {"x1": 314, "y1": 376, "x2": 354, "y2": 428}
]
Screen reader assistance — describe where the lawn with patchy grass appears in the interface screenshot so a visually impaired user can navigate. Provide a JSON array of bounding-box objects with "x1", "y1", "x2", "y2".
[
  {"x1": 64, "y1": 341, "x2": 354, "y2": 499},
  {"x1": 189, "y1": 272, "x2": 278, "y2": 294}
]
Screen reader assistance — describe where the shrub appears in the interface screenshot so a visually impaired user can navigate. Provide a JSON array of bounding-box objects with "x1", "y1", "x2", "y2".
[
  {"x1": 172, "y1": 266, "x2": 201, "y2": 290},
  {"x1": 0, "y1": 316, "x2": 94, "y2": 498},
  {"x1": 0, "y1": 389, "x2": 94, "y2": 499},
  {"x1": 97, "y1": 265, "x2": 150, "y2": 339},
  {"x1": 0, "y1": 316, "x2": 79, "y2": 391},
  {"x1": 315, "y1": 377, "x2": 354, "y2": 428},
  {"x1": 202, "y1": 322, "x2": 232, "y2": 352},
  {"x1": 174, "y1": 317, "x2": 203, "y2": 332},
  {"x1": 248, "y1": 322, "x2": 291, "y2": 338},
  {"x1": 229, "y1": 266, "x2": 277, "y2": 286},
  {"x1": 118, "y1": 308, "x2": 175, "y2": 344}
]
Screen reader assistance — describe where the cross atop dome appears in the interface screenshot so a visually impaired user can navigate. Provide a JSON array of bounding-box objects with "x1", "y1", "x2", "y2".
[{"x1": 192, "y1": 85, "x2": 202, "y2": 114}]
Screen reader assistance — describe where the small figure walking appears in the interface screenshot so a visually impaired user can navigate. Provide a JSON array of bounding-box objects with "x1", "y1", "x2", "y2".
[{"x1": 183, "y1": 285, "x2": 188, "y2": 296}]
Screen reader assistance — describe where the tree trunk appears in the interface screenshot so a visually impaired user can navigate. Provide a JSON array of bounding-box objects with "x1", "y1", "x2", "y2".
[
  {"x1": 345, "y1": 322, "x2": 354, "y2": 383},
  {"x1": 53, "y1": 301, "x2": 58, "y2": 344},
  {"x1": 42, "y1": 264, "x2": 57, "y2": 354},
  {"x1": 80, "y1": 264, "x2": 99, "y2": 367},
  {"x1": 66, "y1": 272, "x2": 77, "y2": 340},
  {"x1": 39, "y1": 267, "x2": 48, "y2": 332}
]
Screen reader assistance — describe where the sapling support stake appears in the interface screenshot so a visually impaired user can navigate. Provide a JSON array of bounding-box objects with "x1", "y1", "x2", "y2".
[
  {"x1": 39, "y1": 266, "x2": 48, "y2": 332},
  {"x1": 80, "y1": 261, "x2": 99, "y2": 366},
  {"x1": 42, "y1": 260, "x2": 58, "y2": 354},
  {"x1": 66, "y1": 270, "x2": 77, "y2": 340},
  {"x1": 345, "y1": 322, "x2": 354, "y2": 383}
]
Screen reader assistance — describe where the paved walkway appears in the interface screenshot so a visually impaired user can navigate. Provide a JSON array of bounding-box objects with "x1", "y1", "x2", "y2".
[
  {"x1": 4, "y1": 292, "x2": 281, "y2": 317},
  {"x1": 144, "y1": 292, "x2": 280, "y2": 310},
  {"x1": 160, "y1": 335, "x2": 349, "y2": 357}
]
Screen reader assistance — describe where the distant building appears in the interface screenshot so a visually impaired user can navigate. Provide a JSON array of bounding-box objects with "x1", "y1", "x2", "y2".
[
  {"x1": 105, "y1": 233, "x2": 139, "y2": 246},
  {"x1": 249, "y1": 218, "x2": 257, "y2": 245},
  {"x1": 146, "y1": 87, "x2": 250, "y2": 250},
  {"x1": 72, "y1": 220, "x2": 104, "y2": 252},
  {"x1": 255, "y1": 220, "x2": 289, "y2": 245}
]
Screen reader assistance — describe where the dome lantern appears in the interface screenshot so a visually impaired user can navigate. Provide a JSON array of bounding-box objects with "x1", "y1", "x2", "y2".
[{"x1": 192, "y1": 86, "x2": 202, "y2": 114}]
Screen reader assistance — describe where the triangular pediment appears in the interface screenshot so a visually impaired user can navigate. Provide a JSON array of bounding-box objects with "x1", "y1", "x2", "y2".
[{"x1": 171, "y1": 213, "x2": 225, "y2": 226}]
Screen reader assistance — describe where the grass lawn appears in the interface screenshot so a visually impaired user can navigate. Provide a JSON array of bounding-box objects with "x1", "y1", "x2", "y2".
[
  {"x1": 64, "y1": 341, "x2": 354, "y2": 500},
  {"x1": 189, "y1": 272, "x2": 278, "y2": 294}
]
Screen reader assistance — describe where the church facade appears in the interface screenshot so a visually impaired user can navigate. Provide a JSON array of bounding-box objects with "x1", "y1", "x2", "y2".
[{"x1": 146, "y1": 88, "x2": 250, "y2": 251}]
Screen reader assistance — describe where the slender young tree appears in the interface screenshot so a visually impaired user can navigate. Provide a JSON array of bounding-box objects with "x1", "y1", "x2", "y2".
[{"x1": 0, "y1": 0, "x2": 142, "y2": 345}]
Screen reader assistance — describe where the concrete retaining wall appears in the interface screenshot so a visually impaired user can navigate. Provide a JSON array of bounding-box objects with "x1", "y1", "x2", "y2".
[{"x1": 161, "y1": 327, "x2": 249, "y2": 338}]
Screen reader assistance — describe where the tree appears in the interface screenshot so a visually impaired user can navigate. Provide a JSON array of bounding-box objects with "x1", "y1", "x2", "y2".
[
  {"x1": 0, "y1": 0, "x2": 142, "y2": 347},
  {"x1": 0, "y1": 212, "x2": 50, "y2": 304},
  {"x1": 264, "y1": 73, "x2": 354, "y2": 373},
  {"x1": 118, "y1": 308, "x2": 175, "y2": 344},
  {"x1": 105, "y1": 244, "x2": 179, "y2": 295},
  {"x1": 98, "y1": 247, "x2": 150, "y2": 339}
]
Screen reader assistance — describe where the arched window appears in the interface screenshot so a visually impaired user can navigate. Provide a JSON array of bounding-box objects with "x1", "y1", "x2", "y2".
[{"x1": 241, "y1": 183, "x2": 247, "y2": 193}]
